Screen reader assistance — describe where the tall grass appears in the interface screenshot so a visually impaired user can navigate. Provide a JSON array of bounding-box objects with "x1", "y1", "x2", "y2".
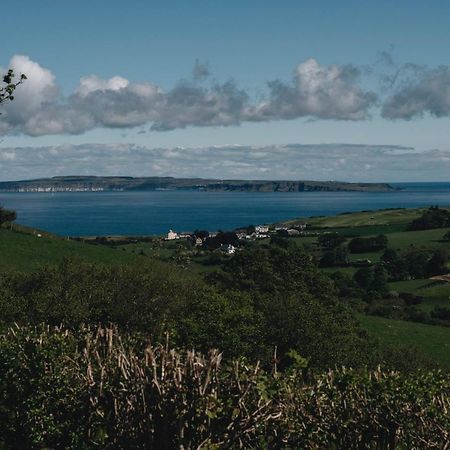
[{"x1": 1, "y1": 324, "x2": 449, "y2": 449}]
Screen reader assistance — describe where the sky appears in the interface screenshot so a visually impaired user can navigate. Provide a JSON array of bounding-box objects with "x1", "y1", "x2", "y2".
[{"x1": 1, "y1": 0, "x2": 450, "y2": 181}]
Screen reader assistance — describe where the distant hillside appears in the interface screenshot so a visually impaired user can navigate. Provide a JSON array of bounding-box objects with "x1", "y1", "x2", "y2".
[{"x1": 0, "y1": 176, "x2": 397, "y2": 192}]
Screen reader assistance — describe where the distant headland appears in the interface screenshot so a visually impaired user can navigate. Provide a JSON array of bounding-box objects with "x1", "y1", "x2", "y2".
[{"x1": 0, "y1": 176, "x2": 398, "y2": 193}]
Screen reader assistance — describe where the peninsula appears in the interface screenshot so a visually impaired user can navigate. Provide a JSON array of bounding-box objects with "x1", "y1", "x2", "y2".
[{"x1": 0, "y1": 176, "x2": 397, "y2": 193}]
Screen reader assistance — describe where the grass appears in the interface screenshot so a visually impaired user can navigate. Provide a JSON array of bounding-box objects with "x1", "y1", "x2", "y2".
[
  {"x1": 386, "y1": 227, "x2": 450, "y2": 252},
  {"x1": 287, "y1": 208, "x2": 433, "y2": 228},
  {"x1": 322, "y1": 224, "x2": 408, "y2": 237},
  {"x1": 358, "y1": 314, "x2": 450, "y2": 368},
  {"x1": 388, "y1": 279, "x2": 450, "y2": 312},
  {"x1": 0, "y1": 227, "x2": 139, "y2": 272}
]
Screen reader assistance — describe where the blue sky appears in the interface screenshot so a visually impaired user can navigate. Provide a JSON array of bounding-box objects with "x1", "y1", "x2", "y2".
[{"x1": 1, "y1": 0, "x2": 450, "y2": 181}]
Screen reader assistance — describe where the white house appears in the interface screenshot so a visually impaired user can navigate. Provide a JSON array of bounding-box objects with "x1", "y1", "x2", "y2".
[
  {"x1": 166, "y1": 229, "x2": 178, "y2": 240},
  {"x1": 255, "y1": 225, "x2": 269, "y2": 233},
  {"x1": 220, "y1": 244, "x2": 236, "y2": 255}
]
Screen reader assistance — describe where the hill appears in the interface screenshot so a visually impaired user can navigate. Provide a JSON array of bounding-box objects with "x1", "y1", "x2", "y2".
[
  {"x1": 0, "y1": 225, "x2": 139, "y2": 272},
  {"x1": 0, "y1": 175, "x2": 397, "y2": 193}
]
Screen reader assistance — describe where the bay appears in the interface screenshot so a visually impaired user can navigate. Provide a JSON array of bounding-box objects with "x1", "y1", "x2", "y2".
[{"x1": 0, "y1": 182, "x2": 449, "y2": 237}]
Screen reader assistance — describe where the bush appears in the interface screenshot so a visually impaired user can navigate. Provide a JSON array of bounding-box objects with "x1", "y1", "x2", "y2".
[
  {"x1": 0, "y1": 325, "x2": 449, "y2": 449},
  {"x1": 409, "y1": 206, "x2": 450, "y2": 231},
  {"x1": 348, "y1": 235, "x2": 388, "y2": 253},
  {"x1": 0, "y1": 205, "x2": 16, "y2": 225},
  {"x1": 0, "y1": 258, "x2": 374, "y2": 369}
]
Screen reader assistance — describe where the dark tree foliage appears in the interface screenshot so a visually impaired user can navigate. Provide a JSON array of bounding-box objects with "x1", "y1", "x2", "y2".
[
  {"x1": 443, "y1": 230, "x2": 450, "y2": 241},
  {"x1": 329, "y1": 271, "x2": 364, "y2": 299},
  {"x1": 245, "y1": 224, "x2": 256, "y2": 234},
  {"x1": 353, "y1": 264, "x2": 389, "y2": 296},
  {"x1": 319, "y1": 246, "x2": 349, "y2": 267},
  {"x1": 381, "y1": 247, "x2": 448, "y2": 280},
  {"x1": 317, "y1": 232, "x2": 346, "y2": 249},
  {"x1": 0, "y1": 70, "x2": 26, "y2": 106},
  {"x1": 213, "y1": 242, "x2": 333, "y2": 297},
  {"x1": 193, "y1": 229, "x2": 209, "y2": 239},
  {"x1": 0, "y1": 257, "x2": 382, "y2": 369},
  {"x1": 0, "y1": 206, "x2": 16, "y2": 225},
  {"x1": 348, "y1": 234, "x2": 388, "y2": 253},
  {"x1": 409, "y1": 206, "x2": 450, "y2": 231},
  {"x1": 204, "y1": 231, "x2": 239, "y2": 249},
  {"x1": 430, "y1": 306, "x2": 450, "y2": 322}
]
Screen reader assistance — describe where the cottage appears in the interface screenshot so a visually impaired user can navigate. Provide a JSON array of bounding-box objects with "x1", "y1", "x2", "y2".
[
  {"x1": 166, "y1": 229, "x2": 178, "y2": 240},
  {"x1": 220, "y1": 244, "x2": 236, "y2": 255},
  {"x1": 255, "y1": 225, "x2": 269, "y2": 233}
]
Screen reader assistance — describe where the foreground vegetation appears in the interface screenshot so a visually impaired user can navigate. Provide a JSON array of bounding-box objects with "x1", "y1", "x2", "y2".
[
  {"x1": 1, "y1": 325, "x2": 449, "y2": 449},
  {"x1": 1, "y1": 205, "x2": 450, "y2": 447}
]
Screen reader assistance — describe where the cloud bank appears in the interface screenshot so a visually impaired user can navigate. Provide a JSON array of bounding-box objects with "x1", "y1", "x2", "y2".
[
  {"x1": 2, "y1": 55, "x2": 450, "y2": 137},
  {"x1": 0, "y1": 55, "x2": 378, "y2": 136},
  {"x1": 382, "y1": 65, "x2": 450, "y2": 119},
  {"x1": 0, "y1": 143, "x2": 448, "y2": 182}
]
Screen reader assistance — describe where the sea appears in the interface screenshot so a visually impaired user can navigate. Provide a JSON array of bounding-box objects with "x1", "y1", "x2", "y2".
[{"x1": 0, "y1": 182, "x2": 449, "y2": 237}]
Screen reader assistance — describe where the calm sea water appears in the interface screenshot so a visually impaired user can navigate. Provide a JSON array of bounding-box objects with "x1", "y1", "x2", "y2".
[{"x1": 1, "y1": 182, "x2": 449, "y2": 236}]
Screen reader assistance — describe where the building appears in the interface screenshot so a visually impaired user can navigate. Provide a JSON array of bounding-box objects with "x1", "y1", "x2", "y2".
[
  {"x1": 255, "y1": 225, "x2": 269, "y2": 233},
  {"x1": 194, "y1": 237, "x2": 203, "y2": 246},
  {"x1": 220, "y1": 244, "x2": 236, "y2": 255},
  {"x1": 166, "y1": 229, "x2": 178, "y2": 240}
]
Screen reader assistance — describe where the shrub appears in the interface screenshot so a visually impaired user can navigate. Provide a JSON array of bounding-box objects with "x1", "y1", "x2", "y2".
[{"x1": 0, "y1": 325, "x2": 449, "y2": 449}]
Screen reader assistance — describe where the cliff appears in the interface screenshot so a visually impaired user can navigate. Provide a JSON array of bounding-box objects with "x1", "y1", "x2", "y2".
[{"x1": 0, "y1": 176, "x2": 398, "y2": 193}]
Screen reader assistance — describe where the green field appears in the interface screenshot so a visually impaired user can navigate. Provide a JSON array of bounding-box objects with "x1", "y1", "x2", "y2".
[
  {"x1": 358, "y1": 314, "x2": 450, "y2": 368},
  {"x1": 389, "y1": 279, "x2": 450, "y2": 312},
  {"x1": 288, "y1": 207, "x2": 435, "y2": 228},
  {"x1": 0, "y1": 227, "x2": 139, "y2": 272}
]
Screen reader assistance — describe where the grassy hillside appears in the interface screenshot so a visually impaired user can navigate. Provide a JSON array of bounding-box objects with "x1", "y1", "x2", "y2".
[
  {"x1": 284, "y1": 206, "x2": 450, "y2": 368},
  {"x1": 0, "y1": 227, "x2": 139, "y2": 272},
  {"x1": 287, "y1": 207, "x2": 432, "y2": 228},
  {"x1": 358, "y1": 314, "x2": 450, "y2": 368}
]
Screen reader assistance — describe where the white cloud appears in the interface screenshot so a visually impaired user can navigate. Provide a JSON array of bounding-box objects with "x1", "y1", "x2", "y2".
[
  {"x1": 0, "y1": 143, "x2": 446, "y2": 182},
  {"x1": 2, "y1": 54, "x2": 450, "y2": 136},
  {"x1": 0, "y1": 55, "x2": 377, "y2": 137},
  {"x1": 0, "y1": 55, "x2": 58, "y2": 132},
  {"x1": 76, "y1": 75, "x2": 129, "y2": 96},
  {"x1": 247, "y1": 59, "x2": 377, "y2": 121},
  {"x1": 382, "y1": 65, "x2": 450, "y2": 119}
]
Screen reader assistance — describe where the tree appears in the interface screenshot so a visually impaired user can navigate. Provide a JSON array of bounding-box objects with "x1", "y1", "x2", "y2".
[
  {"x1": 317, "y1": 233, "x2": 346, "y2": 249},
  {"x1": 193, "y1": 229, "x2": 209, "y2": 239},
  {"x1": 443, "y1": 230, "x2": 450, "y2": 241},
  {"x1": 409, "y1": 206, "x2": 450, "y2": 231},
  {"x1": 426, "y1": 249, "x2": 448, "y2": 276},
  {"x1": 348, "y1": 235, "x2": 388, "y2": 253},
  {"x1": 0, "y1": 70, "x2": 27, "y2": 106},
  {"x1": 0, "y1": 206, "x2": 16, "y2": 225},
  {"x1": 319, "y1": 246, "x2": 349, "y2": 267}
]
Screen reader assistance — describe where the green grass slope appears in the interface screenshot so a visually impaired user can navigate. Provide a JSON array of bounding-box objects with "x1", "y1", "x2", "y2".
[
  {"x1": 286, "y1": 207, "x2": 450, "y2": 229},
  {"x1": 358, "y1": 314, "x2": 450, "y2": 368},
  {"x1": 0, "y1": 227, "x2": 139, "y2": 272}
]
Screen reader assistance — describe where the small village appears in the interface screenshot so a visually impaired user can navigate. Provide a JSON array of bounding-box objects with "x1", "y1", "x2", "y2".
[{"x1": 164, "y1": 222, "x2": 308, "y2": 255}]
